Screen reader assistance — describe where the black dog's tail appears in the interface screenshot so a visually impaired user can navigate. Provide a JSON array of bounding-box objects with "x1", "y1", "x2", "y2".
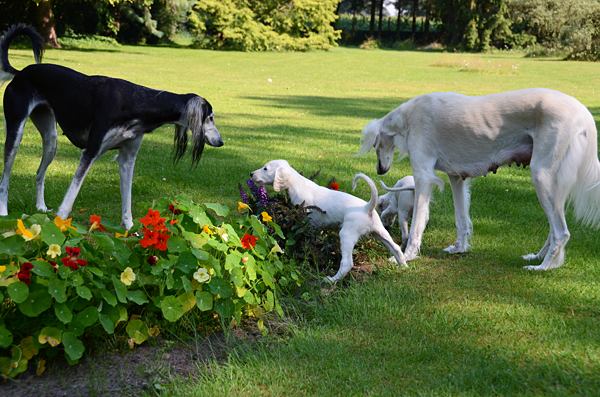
[{"x1": 1, "y1": 24, "x2": 45, "y2": 81}]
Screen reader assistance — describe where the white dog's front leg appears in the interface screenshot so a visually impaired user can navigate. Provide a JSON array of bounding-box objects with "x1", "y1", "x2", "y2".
[
  {"x1": 444, "y1": 175, "x2": 472, "y2": 254},
  {"x1": 405, "y1": 175, "x2": 440, "y2": 261},
  {"x1": 117, "y1": 136, "x2": 144, "y2": 230}
]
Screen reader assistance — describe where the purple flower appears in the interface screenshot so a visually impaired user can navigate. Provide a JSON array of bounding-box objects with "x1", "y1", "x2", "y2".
[
  {"x1": 246, "y1": 179, "x2": 262, "y2": 201},
  {"x1": 259, "y1": 185, "x2": 269, "y2": 207},
  {"x1": 238, "y1": 183, "x2": 249, "y2": 203}
]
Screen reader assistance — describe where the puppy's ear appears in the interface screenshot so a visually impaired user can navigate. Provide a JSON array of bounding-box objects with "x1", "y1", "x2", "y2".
[{"x1": 273, "y1": 167, "x2": 292, "y2": 192}]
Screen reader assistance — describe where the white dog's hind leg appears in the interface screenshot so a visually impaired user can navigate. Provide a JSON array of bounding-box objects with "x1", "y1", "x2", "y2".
[
  {"x1": 444, "y1": 175, "x2": 472, "y2": 254},
  {"x1": 117, "y1": 135, "x2": 144, "y2": 230},
  {"x1": 524, "y1": 161, "x2": 574, "y2": 270},
  {"x1": 372, "y1": 224, "x2": 407, "y2": 268},
  {"x1": 522, "y1": 235, "x2": 550, "y2": 261},
  {"x1": 30, "y1": 106, "x2": 58, "y2": 213},
  {"x1": 328, "y1": 226, "x2": 360, "y2": 283}
]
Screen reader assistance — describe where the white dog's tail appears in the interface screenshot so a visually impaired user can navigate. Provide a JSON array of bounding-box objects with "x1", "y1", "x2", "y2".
[
  {"x1": 568, "y1": 114, "x2": 600, "y2": 229},
  {"x1": 353, "y1": 173, "x2": 379, "y2": 213},
  {"x1": 379, "y1": 180, "x2": 415, "y2": 192}
]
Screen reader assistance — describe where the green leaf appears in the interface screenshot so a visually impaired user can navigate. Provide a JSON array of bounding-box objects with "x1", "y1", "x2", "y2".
[
  {"x1": 167, "y1": 236, "x2": 188, "y2": 253},
  {"x1": 261, "y1": 269, "x2": 274, "y2": 288},
  {"x1": 181, "y1": 276, "x2": 193, "y2": 293},
  {"x1": 191, "y1": 248, "x2": 209, "y2": 261},
  {"x1": 182, "y1": 231, "x2": 207, "y2": 249},
  {"x1": 177, "y1": 292, "x2": 196, "y2": 313},
  {"x1": 76, "y1": 285, "x2": 92, "y2": 300},
  {"x1": 98, "y1": 313, "x2": 115, "y2": 334},
  {"x1": 207, "y1": 278, "x2": 233, "y2": 298},
  {"x1": 207, "y1": 239, "x2": 229, "y2": 253},
  {"x1": 100, "y1": 288, "x2": 117, "y2": 306},
  {"x1": 40, "y1": 222, "x2": 65, "y2": 246},
  {"x1": 251, "y1": 215, "x2": 266, "y2": 237},
  {"x1": 62, "y1": 332, "x2": 84, "y2": 361},
  {"x1": 0, "y1": 325, "x2": 13, "y2": 348},
  {"x1": 223, "y1": 224, "x2": 242, "y2": 247},
  {"x1": 214, "y1": 297, "x2": 235, "y2": 319},
  {"x1": 244, "y1": 256, "x2": 257, "y2": 281},
  {"x1": 204, "y1": 203, "x2": 230, "y2": 217},
  {"x1": 75, "y1": 306, "x2": 98, "y2": 327},
  {"x1": 190, "y1": 207, "x2": 212, "y2": 226},
  {"x1": 265, "y1": 290, "x2": 275, "y2": 312},
  {"x1": 70, "y1": 274, "x2": 84, "y2": 287},
  {"x1": 176, "y1": 251, "x2": 197, "y2": 273},
  {"x1": 126, "y1": 319, "x2": 148, "y2": 344},
  {"x1": 160, "y1": 296, "x2": 184, "y2": 322},
  {"x1": 243, "y1": 290, "x2": 255, "y2": 305},
  {"x1": 112, "y1": 276, "x2": 127, "y2": 304},
  {"x1": 67, "y1": 320, "x2": 86, "y2": 337},
  {"x1": 7, "y1": 282, "x2": 29, "y2": 304},
  {"x1": 86, "y1": 267, "x2": 104, "y2": 277},
  {"x1": 54, "y1": 302, "x2": 73, "y2": 324},
  {"x1": 48, "y1": 278, "x2": 67, "y2": 303},
  {"x1": 0, "y1": 235, "x2": 26, "y2": 256},
  {"x1": 19, "y1": 290, "x2": 52, "y2": 317},
  {"x1": 38, "y1": 326, "x2": 62, "y2": 347},
  {"x1": 30, "y1": 260, "x2": 55, "y2": 277},
  {"x1": 195, "y1": 291, "x2": 213, "y2": 311},
  {"x1": 229, "y1": 267, "x2": 245, "y2": 287},
  {"x1": 92, "y1": 233, "x2": 114, "y2": 250},
  {"x1": 225, "y1": 253, "x2": 241, "y2": 271},
  {"x1": 126, "y1": 290, "x2": 149, "y2": 305}
]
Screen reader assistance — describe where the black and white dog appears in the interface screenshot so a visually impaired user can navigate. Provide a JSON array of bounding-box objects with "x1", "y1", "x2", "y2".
[{"x1": 0, "y1": 24, "x2": 223, "y2": 229}]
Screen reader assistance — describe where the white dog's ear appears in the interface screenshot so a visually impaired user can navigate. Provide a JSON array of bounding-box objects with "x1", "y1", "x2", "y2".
[{"x1": 273, "y1": 167, "x2": 292, "y2": 192}]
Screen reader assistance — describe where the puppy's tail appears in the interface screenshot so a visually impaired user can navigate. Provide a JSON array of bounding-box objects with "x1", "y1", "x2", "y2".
[
  {"x1": 353, "y1": 173, "x2": 379, "y2": 213},
  {"x1": 380, "y1": 180, "x2": 415, "y2": 192},
  {"x1": 0, "y1": 24, "x2": 45, "y2": 85}
]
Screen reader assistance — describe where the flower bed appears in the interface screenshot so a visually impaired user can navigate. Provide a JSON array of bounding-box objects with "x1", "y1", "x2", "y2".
[{"x1": 0, "y1": 196, "x2": 300, "y2": 379}]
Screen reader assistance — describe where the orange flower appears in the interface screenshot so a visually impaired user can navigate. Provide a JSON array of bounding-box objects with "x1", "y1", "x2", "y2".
[
  {"x1": 89, "y1": 214, "x2": 107, "y2": 232},
  {"x1": 153, "y1": 232, "x2": 169, "y2": 251},
  {"x1": 241, "y1": 233, "x2": 258, "y2": 250},
  {"x1": 140, "y1": 209, "x2": 165, "y2": 228},
  {"x1": 140, "y1": 228, "x2": 159, "y2": 248},
  {"x1": 54, "y1": 216, "x2": 77, "y2": 232},
  {"x1": 202, "y1": 225, "x2": 214, "y2": 235}
]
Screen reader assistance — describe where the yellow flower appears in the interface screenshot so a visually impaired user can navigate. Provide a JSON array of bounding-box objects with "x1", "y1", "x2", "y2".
[
  {"x1": 116, "y1": 230, "x2": 128, "y2": 238},
  {"x1": 54, "y1": 216, "x2": 77, "y2": 232},
  {"x1": 202, "y1": 225, "x2": 214, "y2": 235},
  {"x1": 16, "y1": 219, "x2": 35, "y2": 241},
  {"x1": 30, "y1": 224, "x2": 42, "y2": 238},
  {"x1": 238, "y1": 202, "x2": 250, "y2": 212},
  {"x1": 215, "y1": 226, "x2": 228, "y2": 242},
  {"x1": 261, "y1": 211, "x2": 272, "y2": 222},
  {"x1": 193, "y1": 268, "x2": 210, "y2": 283},
  {"x1": 46, "y1": 244, "x2": 61, "y2": 259},
  {"x1": 269, "y1": 243, "x2": 283, "y2": 255},
  {"x1": 120, "y1": 267, "x2": 136, "y2": 286},
  {"x1": 0, "y1": 265, "x2": 6, "y2": 273}
]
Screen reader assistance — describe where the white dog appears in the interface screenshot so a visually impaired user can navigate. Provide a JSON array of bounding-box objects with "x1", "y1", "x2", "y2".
[
  {"x1": 377, "y1": 176, "x2": 415, "y2": 247},
  {"x1": 357, "y1": 88, "x2": 600, "y2": 271},
  {"x1": 251, "y1": 160, "x2": 406, "y2": 282}
]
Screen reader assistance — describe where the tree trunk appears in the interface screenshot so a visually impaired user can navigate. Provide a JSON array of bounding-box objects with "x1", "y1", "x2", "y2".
[
  {"x1": 378, "y1": 0, "x2": 384, "y2": 40},
  {"x1": 412, "y1": 0, "x2": 419, "y2": 36},
  {"x1": 369, "y1": 0, "x2": 377, "y2": 37},
  {"x1": 424, "y1": 0, "x2": 431, "y2": 41},
  {"x1": 37, "y1": 0, "x2": 61, "y2": 48}
]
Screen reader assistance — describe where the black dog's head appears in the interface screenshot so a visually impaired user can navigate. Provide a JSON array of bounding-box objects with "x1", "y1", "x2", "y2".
[{"x1": 174, "y1": 96, "x2": 223, "y2": 167}]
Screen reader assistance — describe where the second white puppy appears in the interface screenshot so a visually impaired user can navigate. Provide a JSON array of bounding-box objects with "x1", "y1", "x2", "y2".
[
  {"x1": 378, "y1": 176, "x2": 415, "y2": 247},
  {"x1": 251, "y1": 160, "x2": 406, "y2": 282}
]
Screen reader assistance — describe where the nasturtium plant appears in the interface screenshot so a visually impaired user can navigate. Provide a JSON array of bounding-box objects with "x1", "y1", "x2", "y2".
[{"x1": 0, "y1": 195, "x2": 301, "y2": 378}]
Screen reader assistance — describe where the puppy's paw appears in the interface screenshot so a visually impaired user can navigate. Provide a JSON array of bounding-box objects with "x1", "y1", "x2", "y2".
[{"x1": 325, "y1": 276, "x2": 337, "y2": 284}]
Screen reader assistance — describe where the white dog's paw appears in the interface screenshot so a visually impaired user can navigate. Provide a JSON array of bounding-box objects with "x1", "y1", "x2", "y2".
[
  {"x1": 36, "y1": 204, "x2": 48, "y2": 213},
  {"x1": 521, "y1": 253, "x2": 539, "y2": 261},
  {"x1": 387, "y1": 256, "x2": 398, "y2": 264},
  {"x1": 523, "y1": 264, "x2": 546, "y2": 271},
  {"x1": 325, "y1": 276, "x2": 337, "y2": 284},
  {"x1": 443, "y1": 244, "x2": 467, "y2": 254}
]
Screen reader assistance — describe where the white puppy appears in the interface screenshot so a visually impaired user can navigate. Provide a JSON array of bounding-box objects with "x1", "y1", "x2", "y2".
[
  {"x1": 251, "y1": 160, "x2": 406, "y2": 282},
  {"x1": 377, "y1": 176, "x2": 415, "y2": 247},
  {"x1": 358, "y1": 88, "x2": 600, "y2": 271}
]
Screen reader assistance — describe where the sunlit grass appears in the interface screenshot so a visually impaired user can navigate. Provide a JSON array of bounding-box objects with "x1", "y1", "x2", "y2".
[{"x1": 1, "y1": 45, "x2": 599, "y2": 395}]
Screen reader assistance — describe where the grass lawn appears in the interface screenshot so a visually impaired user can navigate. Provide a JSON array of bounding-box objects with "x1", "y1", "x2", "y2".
[{"x1": 1, "y1": 44, "x2": 599, "y2": 396}]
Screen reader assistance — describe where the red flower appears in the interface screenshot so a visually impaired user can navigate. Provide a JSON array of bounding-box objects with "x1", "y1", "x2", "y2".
[
  {"x1": 152, "y1": 232, "x2": 169, "y2": 251},
  {"x1": 61, "y1": 247, "x2": 87, "y2": 271},
  {"x1": 140, "y1": 228, "x2": 159, "y2": 248},
  {"x1": 49, "y1": 260, "x2": 58, "y2": 273},
  {"x1": 89, "y1": 214, "x2": 107, "y2": 232},
  {"x1": 241, "y1": 233, "x2": 258, "y2": 250},
  {"x1": 328, "y1": 182, "x2": 339, "y2": 191},
  {"x1": 147, "y1": 256, "x2": 158, "y2": 265},
  {"x1": 17, "y1": 262, "x2": 34, "y2": 285},
  {"x1": 169, "y1": 201, "x2": 182, "y2": 215}
]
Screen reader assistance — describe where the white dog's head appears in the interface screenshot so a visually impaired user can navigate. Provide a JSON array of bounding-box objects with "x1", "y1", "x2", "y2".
[
  {"x1": 356, "y1": 112, "x2": 408, "y2": 175},
  {"x1": 251, "y1": 159, "x2": 294, "y2": 192}
]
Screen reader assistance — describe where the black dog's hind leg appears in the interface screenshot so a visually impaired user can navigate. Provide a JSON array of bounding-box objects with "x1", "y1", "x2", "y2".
[
  {"x1": 29, "y1": 105, "x2": 58, "y2": 212},
  {"x1": 117, "y1": 134, "x2": 144, "y2": 230}
]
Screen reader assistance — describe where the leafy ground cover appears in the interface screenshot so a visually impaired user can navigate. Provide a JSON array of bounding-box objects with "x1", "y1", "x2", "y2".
[{"x1": 0, "y1": 45, "x2": 599, "y2": 396}]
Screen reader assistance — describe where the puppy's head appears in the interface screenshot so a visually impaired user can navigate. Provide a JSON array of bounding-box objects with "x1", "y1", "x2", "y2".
[
  {"x1": 377, "y1": 193, "x2": 390, "y2": 216},
  {"x1": 251, "y1": 160, "x2": 293, "y2": 192}
]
